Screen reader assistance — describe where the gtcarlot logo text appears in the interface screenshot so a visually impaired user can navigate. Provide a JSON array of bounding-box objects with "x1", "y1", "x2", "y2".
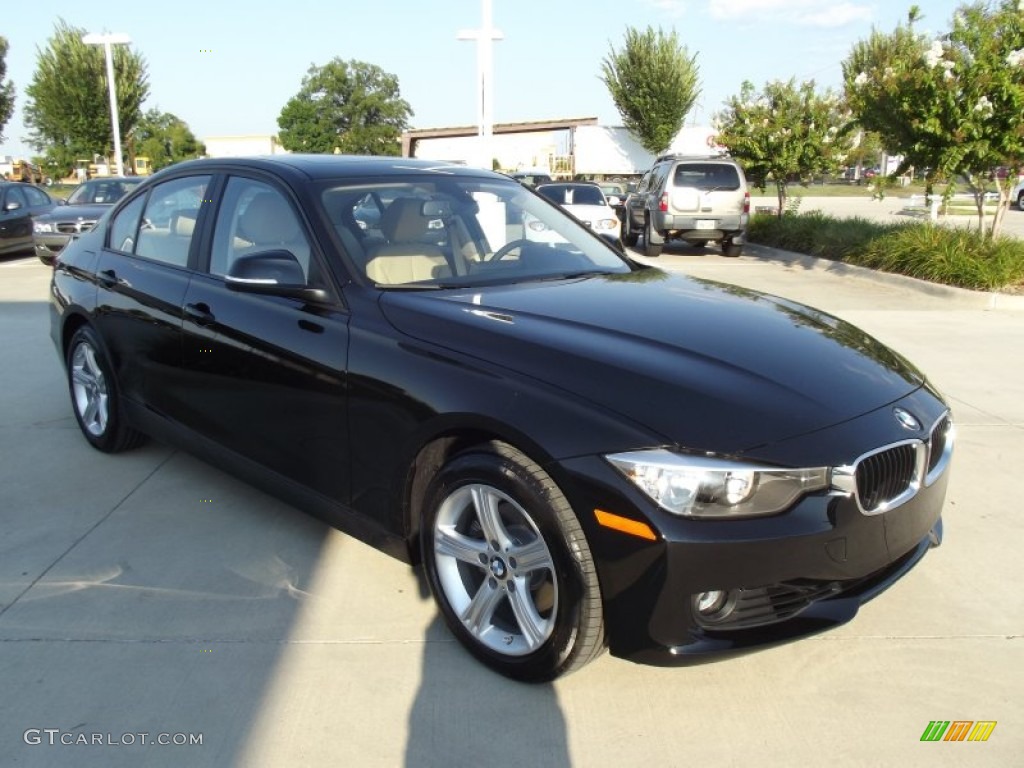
[{"x1": 23, "y1": 729, "x2": 203, "y2": 747}]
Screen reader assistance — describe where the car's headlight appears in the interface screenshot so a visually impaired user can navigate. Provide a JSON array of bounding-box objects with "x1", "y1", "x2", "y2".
[
  {"x1": 607, "y1": 449, "x2": 830, "y2": 518},
  {"x1": 34, "y1": 221, "x2": 54, "y2": 233},
  {"x1": 594, "y1": 218, "x2": 619, "y2": 231}
]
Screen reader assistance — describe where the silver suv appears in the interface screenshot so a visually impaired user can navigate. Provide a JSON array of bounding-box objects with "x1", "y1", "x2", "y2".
[{"x1": 623, "y1": 155, "x2": 750, "y2": 257}]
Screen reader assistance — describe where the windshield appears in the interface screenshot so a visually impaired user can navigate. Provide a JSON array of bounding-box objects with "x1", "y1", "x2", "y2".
[
  {"x1": 320, "y1": 177, "x2": 632, "y2": 288},
  {"x1": 67, "y1": 179, "x2": 141, "y2": 205}
]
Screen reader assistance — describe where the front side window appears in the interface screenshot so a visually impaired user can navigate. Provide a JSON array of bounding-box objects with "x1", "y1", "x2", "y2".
[
  {"x1": 23, "y1": 186, "x2": 52, "y2": 207},
  {"x1": 209, "y1": 177, "x2": 313, "y2": 281},
  {"x1": 321, "y1": 177, "x2": 632, "y2": 288},
  {"x1": 3, "y1": 185, "x2": 27, "y2": 211}
]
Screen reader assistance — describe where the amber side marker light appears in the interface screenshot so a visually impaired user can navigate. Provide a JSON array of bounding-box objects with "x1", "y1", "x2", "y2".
[{"x1": 594, "y1": 509, "x2": 657, "y2": 541}]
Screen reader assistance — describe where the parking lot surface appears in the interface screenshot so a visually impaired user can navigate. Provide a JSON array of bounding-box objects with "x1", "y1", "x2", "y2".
[{"x1": 1, "y1": 249, "x2": 1021, "y2": 767}]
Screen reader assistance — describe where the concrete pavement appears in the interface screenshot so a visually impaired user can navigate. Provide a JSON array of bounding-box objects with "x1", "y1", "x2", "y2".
[{"x1": 0, "y1": 249, "x2": 1021, "y2": 767}]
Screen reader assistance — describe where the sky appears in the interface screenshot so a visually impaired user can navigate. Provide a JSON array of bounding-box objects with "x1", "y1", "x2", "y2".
[{"x1": 1, "y1": 0, "x2": 965, "y2": 160}]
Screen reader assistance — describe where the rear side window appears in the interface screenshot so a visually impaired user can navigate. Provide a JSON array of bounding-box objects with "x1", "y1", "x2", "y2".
[
  {"x1": 108, "y1": 196, "x2": 146, "y2": 253},
  {"x1": 134, "y1": 176, "x2": 211, "y2": 267},
  {"x1": 673, "y1": 164, "x2": 740, "y2": 191}
]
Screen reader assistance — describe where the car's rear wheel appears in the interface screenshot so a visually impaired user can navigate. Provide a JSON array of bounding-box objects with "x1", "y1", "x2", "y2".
[
  {"x1": 421, "y1": 442, "x2": 604, "y2": 682},
  {"x1": 644, "y1": 217, "x2": 663, "y2": 257},
  {"x1": 67, "y1": 326, "x2": 145, "y2": 453},
  {"x1": 622, "y1": 213, "x2": 639, "y2": 247},
  {"x1": 722, "y1": 239, "x2": 743, "y2": 257},
  {"x1": 1017, "y1": 190, "x2": 1024, "y2": 211}
]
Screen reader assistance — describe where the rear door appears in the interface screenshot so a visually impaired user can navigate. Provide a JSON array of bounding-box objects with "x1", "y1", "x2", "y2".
[{"x1": 91, "y1": 174, "x2": 212, "y2": 414}]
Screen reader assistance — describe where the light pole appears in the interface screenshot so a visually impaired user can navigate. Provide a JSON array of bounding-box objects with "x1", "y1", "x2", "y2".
[
  {"x1": 82, "y1": 32, "x2": 132, "y2": 177},
  {"x1": 457, "y1": 0, "x2": 503, "y2": 169}
]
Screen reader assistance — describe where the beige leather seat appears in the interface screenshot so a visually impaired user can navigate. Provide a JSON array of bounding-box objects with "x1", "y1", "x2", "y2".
[{"x1": 365, "y1": 198, "x2": 451, "y2": 284}]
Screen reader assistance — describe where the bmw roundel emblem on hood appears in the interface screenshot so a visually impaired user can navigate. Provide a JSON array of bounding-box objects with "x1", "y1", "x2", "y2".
[{"x1": 893, "y1": 407, "x2": 921, "y2": 431}]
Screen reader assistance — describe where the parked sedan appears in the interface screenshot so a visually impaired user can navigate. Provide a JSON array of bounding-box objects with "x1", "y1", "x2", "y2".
[
  {"x1": 535, "y1": 182, "x2": 622, "y2": 244},
  {"x1": 33, "y1": 177, "x2": 143, "y2": 264},
  {"x1": 0, "y1": 181, "x2": 61, "y2": 257},
  {"x1": 51, "y1": 155, "x2": 952, "y2": 682}
]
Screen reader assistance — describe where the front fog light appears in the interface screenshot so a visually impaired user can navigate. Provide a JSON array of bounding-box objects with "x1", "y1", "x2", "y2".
[
  {"x1": 695, "y1": 590, "x2": 728, "y2": 614},
  {"x1": 692, "y1": 590, "x2": 736, "y2": 623}
]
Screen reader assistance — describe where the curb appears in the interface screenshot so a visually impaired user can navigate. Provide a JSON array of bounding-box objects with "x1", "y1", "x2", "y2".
[{"x1": 744, "y1": 243, "x2": 1024, "y2": 311}]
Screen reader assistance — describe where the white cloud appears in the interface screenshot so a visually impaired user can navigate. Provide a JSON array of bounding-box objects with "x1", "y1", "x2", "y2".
[
  {"x1": 643, "y1": 0, "x2": 688, "y2": 17},
  {"x1": 709, "y1": 0, "x2": 874, "y2": 27},
  {"x1": 797, "y1": 3, "x2": 874, "y2": 27}
]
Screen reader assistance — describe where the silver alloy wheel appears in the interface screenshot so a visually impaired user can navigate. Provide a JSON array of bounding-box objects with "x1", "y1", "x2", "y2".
[
  {"x1": 70, "y1": 341, "x2": 109, "y2": 437},
  {"x1": 433, "y1": 483, "x2": 557, "y2": 656}
]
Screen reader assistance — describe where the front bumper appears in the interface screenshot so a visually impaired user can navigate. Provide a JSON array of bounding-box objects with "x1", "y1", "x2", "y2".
[
  {"x1": 555, "y1": 390, "x2": 951, "y2": 666},
  {"x1": 34, "y1": 234, "x2": 73, "y2": 265}
]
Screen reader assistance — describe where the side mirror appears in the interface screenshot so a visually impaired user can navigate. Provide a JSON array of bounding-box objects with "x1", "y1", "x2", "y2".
[
  {"x1": 225, "y1": 250, "x2": 328, "y2": 303},
  {"x1": 3, "y1": 201, "x2": 22, "y2": 213},
  {"x1": 606, "y1": 195, "x2": 621, "y2": 206}
]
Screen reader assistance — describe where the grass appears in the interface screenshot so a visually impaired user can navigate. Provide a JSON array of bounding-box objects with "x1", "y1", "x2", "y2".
[
  {"x1": 750, "y1": 181, "x2": 931, "y2": 199},
  {"x1": 749, "y1": 211, "x2": 1024, "y2": 291}
]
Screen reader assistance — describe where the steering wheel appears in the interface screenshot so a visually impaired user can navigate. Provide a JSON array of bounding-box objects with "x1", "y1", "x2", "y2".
[{"x1": 487, "y1": 238, "x2": 533, "y2": 262}]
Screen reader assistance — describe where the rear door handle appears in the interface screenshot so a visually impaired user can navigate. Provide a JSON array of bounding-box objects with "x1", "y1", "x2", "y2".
[
  {"x1": 184, "y1": 302, "x2": 215, "y2": 326},
  {"x1": 98, "y1": 269, "x2": 118, "y2": 288}
]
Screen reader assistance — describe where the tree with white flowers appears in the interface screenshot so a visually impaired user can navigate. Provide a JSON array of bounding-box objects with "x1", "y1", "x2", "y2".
[
  {"x1": 843, "y1": 1, "x2": 1024, "y2": 238},
  {"x1": 715, "y1": 79, "x2": 852, "y2": 216}
]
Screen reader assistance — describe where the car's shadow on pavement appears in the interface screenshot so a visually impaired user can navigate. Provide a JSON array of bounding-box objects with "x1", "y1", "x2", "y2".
[{"x1": 404, "y1": 566, "x2": 571, "y2": 768}]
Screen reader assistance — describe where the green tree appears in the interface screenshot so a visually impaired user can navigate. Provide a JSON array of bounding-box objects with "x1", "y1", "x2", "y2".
[
  {"x1": 844, "y1": 1, "x2": 1024, "y2": 238},
  {"x1": 600, "y1": 26, "x2": 700, "y2": 154},
  {"x1": 23, "y1": 19, "x2": 149, "y2": 176},
  {"x1": 130, "y1": 109, "x2": 205, "y2": 171},
  {"x1": 277, "y1": 58, "x2": 412, "y2": 155},
  {"x1": 0, "y1": 37, "x2": 15, "y2": 143},
  {"x1": 715, "y1": 79, "x2": 852, "y2": 215}
]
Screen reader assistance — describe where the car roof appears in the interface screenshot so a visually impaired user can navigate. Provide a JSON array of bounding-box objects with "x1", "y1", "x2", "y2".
[
  {"x1": 536, "y1": 182, "x2": 601, "y2": 190},
  {"x1": 158, "y1": 154, "x2": 503, "y2": 183}
]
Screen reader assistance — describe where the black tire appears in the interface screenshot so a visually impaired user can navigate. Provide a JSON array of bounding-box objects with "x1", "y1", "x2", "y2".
[
  {"x1": 643, "y1": 217, "x2": 663, "y2": 258},
  {"x1": 421, "y1": 442, "x2": 605, "y2": 682},
  {"x1": 622, "y1": 214, "x2": 639, "y2": 247},
  {"x1": 722, "y1": 240, "x2": 743, "y2": 258},
  {"x1": 66, "y1": 326, "x2": 146, "y2": 453},
  {"x1": 1017, "y1": 191, "x2": 1024, "y2": 212}
]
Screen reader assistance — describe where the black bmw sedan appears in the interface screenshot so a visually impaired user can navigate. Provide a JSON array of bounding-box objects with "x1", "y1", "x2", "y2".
[{"x1": 50, "y1": 155, "x2": 953, "y2": 681}]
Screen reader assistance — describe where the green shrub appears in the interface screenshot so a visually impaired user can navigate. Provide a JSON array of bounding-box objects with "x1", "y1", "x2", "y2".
[
  {"x1": 849, "y1": 226, "x2": 1024, "y2": 291},
  {"x1": 748, "y1": 212, "x2": 1024, "y2": 290}
]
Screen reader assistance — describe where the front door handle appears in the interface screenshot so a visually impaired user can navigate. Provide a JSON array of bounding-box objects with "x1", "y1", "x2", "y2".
[{"x1": 184, "y1": 302, "x2": 215, "y2": 326}]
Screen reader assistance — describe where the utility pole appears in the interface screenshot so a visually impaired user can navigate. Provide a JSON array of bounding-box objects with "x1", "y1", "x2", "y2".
[{"x1": 82, "y1": 32, "x2": 132, "y2": 177}]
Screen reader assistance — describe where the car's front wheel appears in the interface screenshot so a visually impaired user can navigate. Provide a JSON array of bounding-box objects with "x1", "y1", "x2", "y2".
[
  {"x1": 66, "y1": 326, "x2": 145, "y2": 453},
  {"x1": 421, "y1": 442, "x2": 604, "y2": 681},
  {"x1": 1017, "y1": 190, "x2": 1024, "y2": 211}
]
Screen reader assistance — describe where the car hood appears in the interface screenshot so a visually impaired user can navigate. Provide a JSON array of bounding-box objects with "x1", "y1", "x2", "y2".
[
  {"x1": 34, "y1": 204, "x2": 113, "y2": 223},
  {"x1": 378, "y1": 270, "x2": 924, "y2": 454}
]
